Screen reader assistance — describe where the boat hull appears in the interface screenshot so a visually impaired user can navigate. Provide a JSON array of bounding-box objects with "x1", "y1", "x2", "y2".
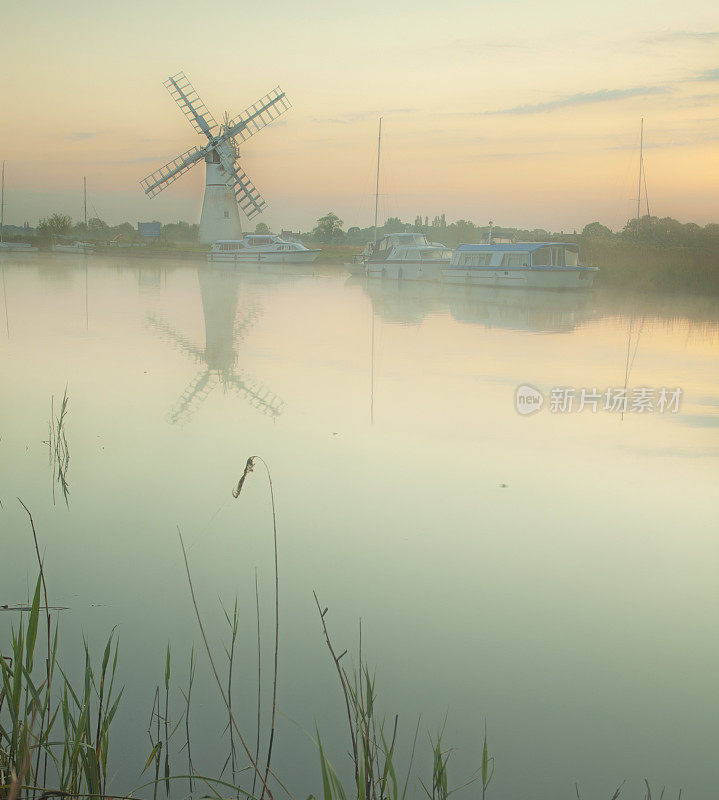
[
  {"x1": 441, "y1": 266, "x2": 597, "y2": 289},
  {"x1": 365, "y1": 260, "x2": 445, "y2": 281},
  {"x1": 52, "y1": 244, "x2": 95, "y2": 254},
  {"x1": 0, "y1": 243, "x2": 38, "y2": 253},
  {"x1": 207, "y1": 250, "x2": 320, "y2": 264}
]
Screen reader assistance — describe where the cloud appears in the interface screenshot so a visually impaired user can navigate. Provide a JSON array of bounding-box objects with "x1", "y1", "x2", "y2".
[
  {"x1": 690, "y1": 67, "x2": 719, "y2": 82},
  {"x1": 643, "y1": 30, "x2": 719, "y2": 43},
  {"x1": 604, "y1": 133, "x2": 719, "y2": 150},
  {"x1": 312, "y1": 109, "x2": 414, "y2": 124},
  {"x1": 64, "y1": 131, "x2": 101, "y2": 140},
  {"x1": 444, "y1": 86, "x2": 671, "y2": 117},
  {"x1": 474, "y1": 150, "x2": 565, "y2": 159},
  {"x1": 97, "y1": 155, "x2": 161, "y2": 165}
]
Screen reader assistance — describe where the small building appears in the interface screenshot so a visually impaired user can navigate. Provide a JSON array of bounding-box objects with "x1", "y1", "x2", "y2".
[{"x1": 138, "y1": 222, "x2": 161, "y2": 238}]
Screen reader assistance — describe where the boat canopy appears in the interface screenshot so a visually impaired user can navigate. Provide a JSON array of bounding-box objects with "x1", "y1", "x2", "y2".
[
  {"x1": 451, "y1": 243, "x2": 581, "y2": 269},
  {"x1": 455, "y1": 242, "x2": 578, "y2": 252}
]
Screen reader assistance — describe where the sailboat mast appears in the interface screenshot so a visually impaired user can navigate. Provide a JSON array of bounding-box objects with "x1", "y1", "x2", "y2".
[
  {"x1": 1, "y1": 161, "x2": 5, "y2": 244},
  {"x1": 373, "y1": 117, "x2": 382, "y2": 244},
  {"x1": 83, "y1": 176, "x2": 88, "y2": 231},
  {"x1": 636, "y1": 118, "x2": 643, "y2": 240}
]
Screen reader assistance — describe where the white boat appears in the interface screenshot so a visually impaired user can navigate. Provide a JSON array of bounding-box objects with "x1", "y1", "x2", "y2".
[
  {"x1": 358, "y1": 233, "x2": 452, "y2": 280},
  {"x1": 344, "y1": 121, "x2": 451, "y2": 281},
  {"x1": 51, "y1": 240, "x2": 95, "y2": 254},
  {"x1": 0, "y1": 241, "x2": 38, "y2": 253},
  {"x1": 442, "y1": 243, "x2": 598, "y2": 289},
  {"x1": 207, "y1": 235, "x2": 321, "y2": 264}
]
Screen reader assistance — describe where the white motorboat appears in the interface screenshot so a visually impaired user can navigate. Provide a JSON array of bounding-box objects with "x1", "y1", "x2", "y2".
[
  {"x1": 207, "y1": 235, "x2": 321, "y2": 264},
  {"x1": 0, "y1": 241, "x2": 38, "y2": 253},
  {"x1": 442, "y1": 243, "x2": 598, "y2": 289},
  {"x1": 354, "y1": 233, "x2": 451, "y2": 280},
  {"x1": 51, "y1": 240, "x2": 95, "y2": 254}
]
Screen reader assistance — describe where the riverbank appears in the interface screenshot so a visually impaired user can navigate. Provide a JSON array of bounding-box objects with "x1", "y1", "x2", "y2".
[
  {"x1": 584, "y1": 239, "x2": 719, "y2": 294},
  {"x1": 4, "y1": 240, "x2": 717, "y2": 295}
]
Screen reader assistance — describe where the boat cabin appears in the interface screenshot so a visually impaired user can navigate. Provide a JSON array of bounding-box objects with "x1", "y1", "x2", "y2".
[
  {"x1": 367, "y1": 233, "x2": 451, "y2": 263},
  {"x1": 451, "y1": 243, "x2": 581, "y2": 269}
]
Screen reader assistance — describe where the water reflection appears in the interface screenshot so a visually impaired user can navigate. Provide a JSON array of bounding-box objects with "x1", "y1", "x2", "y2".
[
  {"x1": 350, "y1": 275, "x2": 600, "y2": 333},
  {"x1": 147, "y1": 268, "x2": 286, "y2": 424}
]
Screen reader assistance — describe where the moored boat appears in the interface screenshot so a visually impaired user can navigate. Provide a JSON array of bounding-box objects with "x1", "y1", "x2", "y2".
[
  {"x1": 207, "y1": 234, "x2": 321, "y2": 264},
  {"x1": 359, "y1": 233, "x2": 451, "y2": 280},
  {"x1": 51, "y1": 239, "x2": 95, "y2": 254},
  {"x1": 0, "y1": 241, "x2": 38, "y2": 253},
  {"x1": 442, "y1": 243, "x2": 597, "y2": 289}
]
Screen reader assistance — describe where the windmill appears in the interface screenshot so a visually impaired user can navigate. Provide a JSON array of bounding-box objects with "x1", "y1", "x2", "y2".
[
  {"x1": 140, "y1": 71, "x2": 291, "y2": 244},
  {"x1": 147, "y1": 269, "x2": 285, "y2": 425}
]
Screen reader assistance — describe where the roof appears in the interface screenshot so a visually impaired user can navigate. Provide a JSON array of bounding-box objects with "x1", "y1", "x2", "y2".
[{"x1": 455, "y1": 242, "x2": 578, "y2": 252}]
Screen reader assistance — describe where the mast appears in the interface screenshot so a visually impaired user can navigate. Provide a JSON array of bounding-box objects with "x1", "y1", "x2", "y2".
[
  {"x1": 1, "y1": 161, "x2": 5, "y2": 243},
  {"x1": 373, "y1": 117, "x2": 382, "y2": 244},
  {"x1": 636, "y1": 118, "x2": 643, "y2": 240},
  {"x1": 83, "y1": 176, "x2": 88, "y2": 232}
]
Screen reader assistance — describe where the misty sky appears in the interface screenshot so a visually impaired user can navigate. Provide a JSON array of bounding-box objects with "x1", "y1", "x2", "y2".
[{"x1": 1, "y1": 0, "x2": 717, "y2": 232}]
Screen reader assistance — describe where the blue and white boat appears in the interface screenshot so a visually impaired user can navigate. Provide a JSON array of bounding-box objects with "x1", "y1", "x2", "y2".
[{"x1": 442, "y1": 243, "x2": 598, "y2": 289}]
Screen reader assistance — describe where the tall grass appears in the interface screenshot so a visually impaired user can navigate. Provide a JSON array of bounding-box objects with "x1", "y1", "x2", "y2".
[
  {"x1": 312, "y1": 593, "x2": 490, "y2": 800},
  {"x1": 44, "y1": 388, "x2": 70, "y2": 507},
  {"x1": 0, "y1": 572, "x2": 122, "y2": 799},
  {"x1": 1, "y1": 465, "x2": 685, "y2": 800}
]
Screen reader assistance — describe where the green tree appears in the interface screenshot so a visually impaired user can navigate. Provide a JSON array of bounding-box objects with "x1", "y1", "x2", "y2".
[
  {"x1": 88, "y1": 217, "x2": 110, "y2": 237},
  {"x1": 582, "y1": 222, "x2": 613, "y2": 239},
  {"x1": 313, "y1": 212, "x2": 344, "y2": 244},
  {"x1": 382, "y1": 217, "x2": 404, "y2": 233},
  {"x1": 254, "y1": 222, "x2": 270, "y2": 234},
  {"x1": 37, "y1": 213, "x2": 72, "y2": 241}
]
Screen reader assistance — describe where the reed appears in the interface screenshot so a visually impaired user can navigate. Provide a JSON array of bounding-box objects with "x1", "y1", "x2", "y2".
[
  {"x1": 2, "y1": 473, "x2": 686, "y2": 800},
  {"x1": 0, "y1": 573, "x2": 122, "y2": 800},
  {"x1": 43, "y1": 388, "x2": 71, "y2": 507}
]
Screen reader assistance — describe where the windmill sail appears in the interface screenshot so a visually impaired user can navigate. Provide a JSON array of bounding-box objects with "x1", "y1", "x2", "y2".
[
  {"x1": 164, "y1": 71, "x2": 218, "y2": 138},
  {"x1": 224, "y1": 87, "x2": 291, "y2": 144},
  {"x1": 224, "y1": 159, "x2": 266, "y2": 219},
  {"x1": 140, "y1": 145, "x2": 206, "y2": 197},
  {"x1": 140, "y1": 71, "x2": 292, "y2": 233}
]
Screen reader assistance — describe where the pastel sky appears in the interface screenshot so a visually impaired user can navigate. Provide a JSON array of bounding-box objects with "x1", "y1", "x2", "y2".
[{"x1": 1, "y1": 0, "x2": 717, "y2": 232}]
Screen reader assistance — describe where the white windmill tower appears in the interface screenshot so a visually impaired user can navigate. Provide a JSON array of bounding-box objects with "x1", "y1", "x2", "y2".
[{"x1": 140, "y1": 71, "x2": 291, "y2": 243}]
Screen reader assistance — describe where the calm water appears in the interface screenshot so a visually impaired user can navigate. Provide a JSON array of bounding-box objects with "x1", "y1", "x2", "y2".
[{"x1": 1, "y1": 255, "x2": 718, "y2": 800}]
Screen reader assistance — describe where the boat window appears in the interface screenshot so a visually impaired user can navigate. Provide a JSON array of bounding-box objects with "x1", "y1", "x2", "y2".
[
  {"x1": 565, "y1": 247, "x2": 579, "y2": 267},
  {"x1": 531, "y1": 247, "x2": 550, "y2": 266},
  {"x1": 377, "y1": 238, "x2": 392, "y2": 254},
  {"x1": 420, "y1": 249, "x2": 444, "y2": 259},
  {"x1": 551, "y1": 246, "x2": 564, "y2": 267},
  {"x1": 501, "y1": 252, "x2": 529, "y2": 267},
  {"x1": 461, "y1": 253, "x2": 474, "y2": 266}
]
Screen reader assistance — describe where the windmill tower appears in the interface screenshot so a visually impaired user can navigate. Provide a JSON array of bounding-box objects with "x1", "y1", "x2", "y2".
[{"x1": 140, "y1": 71, "x2": 291, "y2": 244}]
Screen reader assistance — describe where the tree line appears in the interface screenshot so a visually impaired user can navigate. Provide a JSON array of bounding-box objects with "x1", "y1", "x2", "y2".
[{"x1": 4, "y1": 211, "x2": 718, "y2": 252}]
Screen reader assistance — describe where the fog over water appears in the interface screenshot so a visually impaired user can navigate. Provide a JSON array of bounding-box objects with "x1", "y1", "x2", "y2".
[{"x1": 1, "y1": 255, "x2": 718, "y2": 799}]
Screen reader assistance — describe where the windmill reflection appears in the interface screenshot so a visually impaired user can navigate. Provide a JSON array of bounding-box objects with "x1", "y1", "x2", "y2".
[{"x1": 147, "y1": 269, "x2": 285, "y2": 424}]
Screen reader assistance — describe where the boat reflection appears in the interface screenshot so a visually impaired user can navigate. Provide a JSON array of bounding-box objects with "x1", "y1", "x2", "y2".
[
  {"x1": 348, "y1": 275, "x2": 600, "y2": 333},
  {"x1": 146, "y1": 268, "x2": 285, "y2": 424}
]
